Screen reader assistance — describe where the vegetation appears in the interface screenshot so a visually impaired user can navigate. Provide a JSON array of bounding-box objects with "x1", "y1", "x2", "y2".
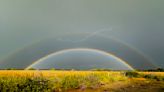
[
  {"x1": 0, "y1": 77, "x2": 52, "y2": 92},
  {"x1": 124, "y1": 71, "x2": 140, "y2": 78},
  {"x1": 146, "y1": 68, "x2": 164, "y2": 72},
  {"x1": 0, "y1": 71, "x2": 127, "y2": 92},
  {"x1": 0, "y1": 70, "x2": 163, "y2": 92}
]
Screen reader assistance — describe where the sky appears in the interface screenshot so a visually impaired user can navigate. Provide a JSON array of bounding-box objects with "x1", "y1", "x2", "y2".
[{"x1": 0, "y1": 0, "x2": 164, "y2": 69}]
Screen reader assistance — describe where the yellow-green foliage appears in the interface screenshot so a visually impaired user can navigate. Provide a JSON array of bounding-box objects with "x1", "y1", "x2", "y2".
[{"x1": 0, "y1": 70, "x2": 128, "y2": 92}]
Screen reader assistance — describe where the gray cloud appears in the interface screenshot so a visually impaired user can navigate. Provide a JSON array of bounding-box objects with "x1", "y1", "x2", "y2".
[{"x1": 0, "y1": 0, "x2": 164, "y2": 68}]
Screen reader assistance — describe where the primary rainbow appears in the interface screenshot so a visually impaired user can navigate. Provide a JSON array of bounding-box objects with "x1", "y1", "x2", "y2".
[{"x1": 25, "y1": 48, "x2": 134, "y2": 70}]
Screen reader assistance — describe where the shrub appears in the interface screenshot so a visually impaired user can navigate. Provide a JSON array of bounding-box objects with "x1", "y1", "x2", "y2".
[
  {"x1": 143, "y1": 74, "x2": 164, "y2": 81},
  {"x1": 124, "y1": 71, "x2": 140, "y2": 78},
  {"x1": 0, "y1": 77, "x2": 53, "y2": 92}
]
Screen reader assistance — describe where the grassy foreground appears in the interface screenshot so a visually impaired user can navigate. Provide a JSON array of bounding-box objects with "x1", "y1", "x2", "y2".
[{"x1": 0, "y1": 70, "x2": 163, "y2": 92}]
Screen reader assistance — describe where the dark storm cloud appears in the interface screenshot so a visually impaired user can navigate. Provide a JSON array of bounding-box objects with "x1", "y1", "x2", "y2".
[{"x1": 0, "y1": 0, "x2": 164, "y2": 68}]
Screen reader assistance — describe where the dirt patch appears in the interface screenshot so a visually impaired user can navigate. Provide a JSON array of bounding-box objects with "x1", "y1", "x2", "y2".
[
  {"x1": 110, "y1": 81, "x2": 164, "y2": 92},
  {"x1": 68, "y1": 79, "x2": 164, "y2": 92}
]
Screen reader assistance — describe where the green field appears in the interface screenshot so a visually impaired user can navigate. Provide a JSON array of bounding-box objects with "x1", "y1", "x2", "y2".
[{"x1": 0, "y1": 70, "x2": 163, "y2": 92}]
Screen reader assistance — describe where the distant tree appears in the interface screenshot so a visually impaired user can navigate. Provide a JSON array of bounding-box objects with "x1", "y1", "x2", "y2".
[
  {"x1": 147, "y1": 68, "x2": 164, "y2": 72},
  {"x1": 6, "y1": 68, "x2": 16, "y2": 70},
  {"x1": 91, "y1": 68, "x2": 111, "y2": 71},
  {"x1": 28, "y1": 68, "x2": 36, "y2": 70},
  {"x1": 156, "y1": 68, "x2": 164, "y2": 72}
]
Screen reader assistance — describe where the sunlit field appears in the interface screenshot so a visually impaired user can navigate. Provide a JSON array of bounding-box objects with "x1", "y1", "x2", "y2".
[{"x1": 0, "y1": 70, "x2": 163, "y2": 92}]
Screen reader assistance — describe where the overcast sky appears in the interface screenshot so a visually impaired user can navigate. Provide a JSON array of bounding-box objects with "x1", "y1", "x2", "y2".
[{"x1": 0, "y1": 0, "x2": 164, "y2": 68}]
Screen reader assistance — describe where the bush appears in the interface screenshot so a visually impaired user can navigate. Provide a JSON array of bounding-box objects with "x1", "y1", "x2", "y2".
[
  {"x1": 0, "y1": 77, "x2": 53, "y2": 92},
  {"x1": 124, "y1": 71, "x2": 140, "y2": 78},
  {"x1": 143, "y1": 74, "x2": 164, "y2": 81}
]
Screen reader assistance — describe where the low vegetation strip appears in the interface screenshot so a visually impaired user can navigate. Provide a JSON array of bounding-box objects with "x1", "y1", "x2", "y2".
[{"x1": 0, "y1": 70, "x2": 163, "y2": 92}]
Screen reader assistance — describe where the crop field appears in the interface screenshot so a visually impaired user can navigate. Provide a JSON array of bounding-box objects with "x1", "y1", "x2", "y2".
[{"x1": 0, "y1": 70, "x2": 163, "y2": 92}]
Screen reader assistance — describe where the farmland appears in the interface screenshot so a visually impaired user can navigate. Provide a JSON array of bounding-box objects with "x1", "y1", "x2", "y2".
[{"x1": 0, "y1": 70, "x2": 163, "y2": 92}]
